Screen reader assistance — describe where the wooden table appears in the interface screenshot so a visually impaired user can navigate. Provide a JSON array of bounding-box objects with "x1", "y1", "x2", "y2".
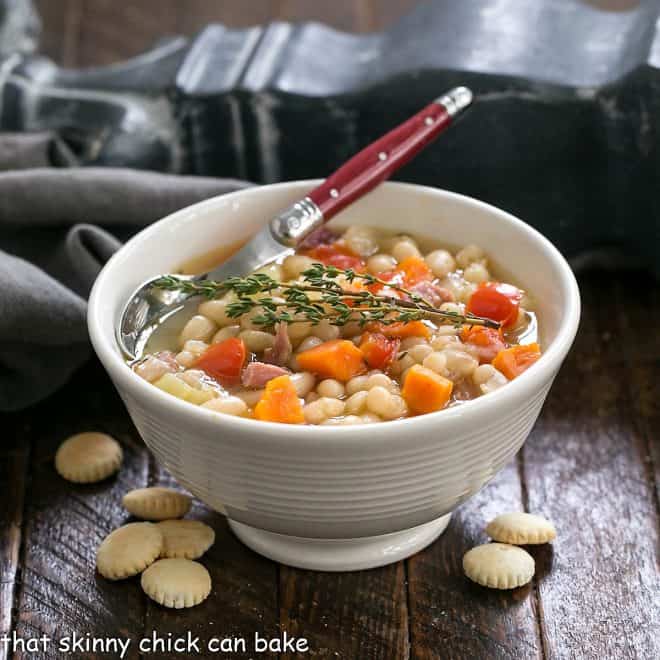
[{"x1": 1, "y1": 270, "x2": 658, "y2": 659}]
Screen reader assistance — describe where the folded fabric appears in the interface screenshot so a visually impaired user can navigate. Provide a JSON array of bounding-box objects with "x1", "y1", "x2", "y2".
[{"x1": 0, "y1": 133, "x2": 251, "y2": 410}]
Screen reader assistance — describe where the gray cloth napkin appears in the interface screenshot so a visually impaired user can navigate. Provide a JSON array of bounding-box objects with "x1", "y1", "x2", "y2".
[{"x1": 0, "y1": 133, "x2": 252, "y2": 411}]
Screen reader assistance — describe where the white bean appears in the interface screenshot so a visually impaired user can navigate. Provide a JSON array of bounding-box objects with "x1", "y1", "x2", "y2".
[
  {"x1": 179, "y1": 315, "x2": 216, "y2": 346},
  {"x1": 178, "y1": 369, "x2": 209, "y2": 388},
  {"x1": 367, "y1": 253, "x2": 397, "y2": 275},
  {"x1": 391, "y1": 239, "x2": 421, "y2": 262},
  {"x1": 400, "y1": 336, "x2": 429, "y2": 350},
  {"x1": 360, "y1": 413, "x2": 382, "y2": 424},
  {"x1": 234, "y1": 388, "x2": 264, "y2": 407},
  {"x1": 436, "y1": 324, "x2": 460, "y2": 336},
  {"x1": 240, "y1": 306, "x2": 268, "y2": 331},
  {"x1": 455, "y1": 244, "x2": 485, "y2": 269},
  {"x1": 366, "y1": 373, "x2": 398, "y2": 393},
  {"x1": 463, "y1": 261, "x2": 490, "y2": 284},
  {"x1": 182, "y1": 340, "x2": 208, "y2": 356},
  {"x1": 290, "y1": 372, "x2": 316, "y2": 398},
  {"x1": 282, "y1": 254, "x2": 315, "y2": 280},
  {"x1": 297, "y1": 335, "x2": 324, "y2": 353},
  {"x1": 303, "y1": 397, "x2": 345, "y2": 424},
  {"x1": 198, "y1": 298, "x2": 235, "y2": 327},
  {"x1": 439, "y1": 302, "x2": 464, "y2": 315},
  {"x1": 366, "y1": 386, "x2": 406, "y2": 420},
  {"x1": 212, "y1": 325, "x2": 241, "y2": 343},
  {"x1": 253, "y1": 262, "x2": 283, "y2": 281},
  {"x1": 314, "y1": 320, "x2": 340, "y2": 341},
  {"x1": 239, "y1": 330, "x2": 275, "y2": 353},
  {"x1": 201, "y1": 396, "x2": 248, "y2": 417},
  {"x1": 317, "y1": 379, "x2": 345, "y2": 399},
  {"x1": 345, "y1": 390, "x2": 369, "y2": 414},
  {"x1": 407, "y1": 343, "x2": 433, "y2": 363},
  {"x1": 175, "y1": 350, "x2": 196, "y2": 368},
  {"x1": 338, "y1": 415, "x2": 364, "y2": 425},
  {"x1": 389, "y1": 353, "x2": 415, "y2": 377},
  {"x1": 343, "y1": 226, "x2": 379, "y2": 257},
  {"x1": 346, "y1": 374, "x2": 370, "y2": 395},
  {"x1": 473, "y1": 364, "x2": 498, "y2": 385},
  {"x1": 430, "y1": 334, "x2": 460, "y2": 351},
  {"x1": 425, "y1": 249, "x2": 456, "y2": 278},
  {"x1": 443, "y1": 348, "x2": 478, "y2": 379},
  {"x1": 457, "y1": 282, "x2": 477, "y2": 304},
  {"x1": 134, "y1": 356, "x2": 174, "y2": 383},
  {"x1": 287, "y1": 321, "x2": 313, "y2": 346},
  {"x1": 423, "y1": 351, "x2": 447, "y2": 375},
  {"x1": 473, "y1": 364, "x2": 508, "y2": 394}
]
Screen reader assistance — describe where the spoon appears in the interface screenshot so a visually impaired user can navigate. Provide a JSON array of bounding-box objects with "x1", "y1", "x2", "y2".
[{"x1": 118, "y1": 86, "x2": 473, "y2": 359}]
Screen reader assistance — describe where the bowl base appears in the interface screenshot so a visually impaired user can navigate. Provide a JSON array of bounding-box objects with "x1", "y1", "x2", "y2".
[{"x1": 228, "y1": 514, "x2": 452, "y2": 571}]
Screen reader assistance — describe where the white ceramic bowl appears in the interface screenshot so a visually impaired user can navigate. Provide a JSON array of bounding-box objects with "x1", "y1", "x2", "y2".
[{"x1": 88, "y1": 181, "x2": 580, "y2": 571}]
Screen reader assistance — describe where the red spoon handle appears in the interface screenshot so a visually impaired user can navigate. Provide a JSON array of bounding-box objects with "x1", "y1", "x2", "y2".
[
  {"x1": 270, "y1": 87, "x2": 472, "y2": 245},
  {"x1": 309, "y1": 102, "x2": 450, "y2": 218}
]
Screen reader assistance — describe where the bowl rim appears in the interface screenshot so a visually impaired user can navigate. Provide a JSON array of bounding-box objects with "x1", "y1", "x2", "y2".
[{"x1": 88, "y1": 179, "x2": 581, "y2": 443}]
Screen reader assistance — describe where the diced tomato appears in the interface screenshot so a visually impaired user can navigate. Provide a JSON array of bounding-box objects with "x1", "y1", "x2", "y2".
[
  {"x1": 369, "y1": 320, "x2": 432, "y2": 340},
  {"x1": 368, "y1": 276, "x2": 405, "y2": 300},
  {"x1": 492, "y1": 343, "x2": 541, "y2": 379},
  {"x1": 460, "y1": 325, "x2": 506, "y2": 364},
  {"x1": 303, "y1": 243, "x2": 365, "y2": 272},
  {"x1": 359, "y1": 332, "x2": 400, "y2": 370},
  {"x1": 467, "y1": 282, "x2": 521, "y2": 328},
  {"x1": 194, "y1": 337, "x2": 246, "y2": 385}
]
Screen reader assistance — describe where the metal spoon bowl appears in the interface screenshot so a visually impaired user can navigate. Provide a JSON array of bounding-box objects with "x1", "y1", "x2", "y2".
[{"x1": 117, "y1": 87, "x2": 473, "y2": 360}]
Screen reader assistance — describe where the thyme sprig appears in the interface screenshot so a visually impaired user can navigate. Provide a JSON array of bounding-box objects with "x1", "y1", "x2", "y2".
[{"x1": 154, "y1": 264, "x2": 499, "y2": 330}]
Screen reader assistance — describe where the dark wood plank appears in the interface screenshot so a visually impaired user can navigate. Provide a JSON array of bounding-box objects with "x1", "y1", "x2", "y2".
[
  {"x1": 181, "y1": 1, "x2": 279, "y2": 35},
  {"x1": 12, "y1": 360, "x2": 148, "y2": 660},
  {"x1": 275, "y1": 0, "x2": 372, "y2": 32},
  {"x1": 614, "y1": 273, "x2": 660, "y2": 505},
  {"x1": 34, "y1": 0, "x2": 84, "y2": 66},
  {"x1": 0, "y1": 422, "x2": 30, "y2": 660},
  {"x1": 35, "y1": 0, "x2": 423, "y2": 68},
  {"x1": 279, "y1": 561, "x2": 408, "y2": 659},
  {"x1": 366, "y1": 0, "x2": 422, "y2": 30},
  {"x1": 143, "y1": 467, "x2": 280, "y2": 659},
  {"x1": 75, "y1": 0, "x2": 182, "y2": 67},
  {"x1": 522, "y1": 272, "x2": 660, "y2": 659},
  {"x1": 407, "y1": 460, "x2": 543, "y2": 660}
]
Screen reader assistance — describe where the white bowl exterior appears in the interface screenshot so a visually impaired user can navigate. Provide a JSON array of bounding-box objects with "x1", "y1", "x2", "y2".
[{"x1": 89, "y1": 181, "x2": 579, "y2": 539}]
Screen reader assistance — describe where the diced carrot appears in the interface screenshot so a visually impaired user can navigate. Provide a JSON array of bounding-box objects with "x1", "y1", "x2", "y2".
[
  {"x1": 195, "y1": 337, "x2": 246, "y2": 385},
  {"x1": 303, "y1": 243, "x2": 365, "y2": 272},
  {"x1": 397, "y1": 256, "x2": 433, "y2": 285},
  {"x1": 401, "y1": 365, "x2": 454, "y2": 415},
  {"x1": 460, "y1": 325, "x2": 506, "y2": 364},
  {"x1": 370, "y1": 320, "x2": 432, "y2": 340},
  {"x1": 253, "y1": 375, "x2": 304, "y2": 424},
  {"x1": 492, "y1": 343, "x2": 541, "y2": 379},
  {"x1": 296, "y1": 339, "x2": 367, "y2": 381},
  {"x1": 359, "y1": 332, "x2": 400, "y2": 371}
]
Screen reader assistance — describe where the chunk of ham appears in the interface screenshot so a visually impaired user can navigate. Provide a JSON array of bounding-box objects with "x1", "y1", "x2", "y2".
[
  {"x1": 241, "y1": 362, "x2": 290, "y2": 388},
  {"x1": 298, "y1": 227, "x2": 338, "y2": 250},
  {"x1": 263, "y1": 322, "x2": 292, "y2": 366},
  {"x1": 134, "y1": 351, "x2": 178, "y2": 382},
  {"x1": 410, "y1": 281, "x2": 454, "y2": 306}
]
